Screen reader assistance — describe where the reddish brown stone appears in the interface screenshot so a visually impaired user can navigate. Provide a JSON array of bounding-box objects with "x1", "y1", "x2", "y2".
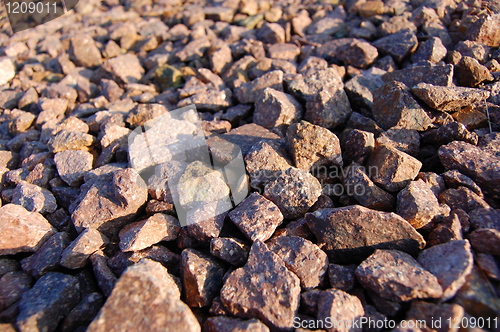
[
  {"x1": 88, "y1": 259, "x2": 200, "y2": 332},
  {"x1": 367, "y1": 144, "x2": 422, "y2": 192},
  {"x1": 342, "y1": 129, "x2": 375, "y2": 165},
  {"x1": 253, "y1": 88, "x2": 302, "y2": 131},
  {"x1": 397, "y1": 180, "x2": 441, "y2": 229},
  {"x1": 356, "y1": 249, "x2": 443, "y2": 302},
  {"x1": 60, "y1": 228, "x2": 109, "y2": 269},
  {"x1": 305, "y1": 206, "x2": 425, "y2": 263},
  {"x1": 204, "y1": 316, "x2": 269, "y2": 332},
  {"x1": 0, "y1": 204, "x2": 55, "y2": 255},
  {"x1": 418, "y1": 240, "x2": 473, "y2": 301},
  {"x1": 220, "y1": 241, "x2": 301, "y2": 330},
  {"x1": 469, "y1": 228, "x2": 500, "y2": 255},
  {"x1": 286, "y1": 122, "x2": 342, "y2": 171},
  {"x1": 210, "y1": 237, "x2": 249, "y2": 266},
  {"x1": 317, "y1": 289, "x2": 365, "y2": 332},
  {"x1": 181, "y1": 248, "x2": 226, "y2": 308},
  {"x1": 411, "y1": 83, "x2": 490, "y2": 112},
  {"x1": 263, "y1": 167, "x2": 322, "y2": 219},
  {"x1": 119, "y1": 213, "x2": 181, "y2": 252},
  {"x1": 267, "y1": 236, "x2": 328, "y2": 289},
  {"x1": 328, "y1": 264, "x2": 357, "y2": 291},
  {"x1": 229, "y1": 192, "x2": 283, "y2": 242}
]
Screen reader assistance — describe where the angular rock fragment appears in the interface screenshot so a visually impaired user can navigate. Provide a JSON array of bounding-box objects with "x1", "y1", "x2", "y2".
[
  {"x1": 439, "y1": 187, "x2": 490, "y2": 212},
  {"x1": 60, "y1": 228, "x2": 109, "y2": 269},
  {"x1": 181, "y1": 248, "x2": 225, "y2": 308},
  {"x1": 88, "y1": 259, "x2": 200, "y2": 332},
  {"x1": 305, "y1": 85, "x2": 352, "y2": 129},
  {"x1": 456, "y1": 56, "x2": 494, "y2": 87},
  {"x1": 344, "y1": 67, "x2": 385, "y2": 112},
  {"x1": 286, "y1": 122, "x2": 342, "y2": 171},
  {"x1": 469, "y1": 228, "x2": 500, "y2": 255},
  {"x1": 469, "y1": 208, "x2": 500, "y2": 230},
  {"x1": 49, "y1": 130, "x2": 94, "y2": 153},
  {"x1": 204, "y1": 316, "x2": 269, "y2": 332},
  {"x1": 107, "y1": 245, "x2": 180, "y2": 276},
  {"x1": 236, "y1": 70, "x2": 283, "y2": 104},
  {"x1": 0, "y1": 271, "x2": 32, "y2": 312},
  {"x1": 328, "y1": 264, "x2": 357, "y2": 291},
  {"x1": 119, "y1": 213, "x2": 181, "y2": 252},
  {"x1": 288, "y1": 68, "x2": 343, "y2": 101},
  {"x1": 61, "y1": 292, "x2": 105, "y2": 332},
  {"x1": 372, "y1": 29, "x2": 418, "y2": 62},
  {"x1": 411, "y1": 83, "x2": 490, "y2": 112},
  {"x1": 397, "y1": 179, "x2": 441, "y2": 229},
  {"x1": 253, "y1": 88, "x2": 302, "y2": 131},
  {"x1": 263, "y1": 167, "x2": 322, "y2": 219},
  {"x1": 0, "y1": 204, "x2": 55, "y2": 255},
  {"x1": 12, "y1": 181, "x2": 57, "y2": 214},
  {"x1": 342, "y1": 129, "x2": 375, "y2": 165},
  {"x1": 210, "y1": 237, "x2": 249, "y2": 266},
  {"x1": 244, "y1": 140, "x2": 292, "y2": 189},
  {"x1": 367, "y1": 144, "x2": 422, "y2": 192},
  {"x1": 417, "y1": 240, "x2": 473, "y2": 301},
  {"x1": 383, "y1": 63, "x2": 453, "y2": 88},
  {"x1": 337, "y1": 39, "x2": 378, "y2": 68},
  {"x1": 376, "y1": 128, "x2": 420, "y2": 157},
  {"x1": 342, "y1": 164, "x2": 395, "y2": 211},
  {"x1": 356, "y1": 250, "x2": 443, "y2": 302},
  {"x1": 421, "y1": 122, "x2": 478, "y2": 146},
  {"x1": 17, "y1": 272, "x2": 81, "y2": 332},
  {"x1": 257, "y1": 22, "x2": 285, "y2": 44},
  {"x1": 20, "y1": 232, "x2": 70, "y2": 278},
  {"x1": 442, "y1": 169, "x2": 483, "y2": 197},
  {"x1": 0, "y1": 57, "x2": 16, "y2": 86},
  {"x1": 69, "y1": 35, "x2": 103, "y2": 68},
  {"x1": 405, "y1": 301, "x2": 464, "y2": 332},
  {"x1": 438, "y1": 141, "x2": 500, "y2": 198},
  {"x1": 54, "y1": 150, "x2": 94, "y2": 187},
  {"x1": 71, "y1": 168, "x2": 148, "y2": 236},
  {"x1": 228, "y1": 192, "x2": 283, "y2": 242},
  {"x1": 220, "y1": 241, "x2": 301, "y2": 330},
  {"x1": 373, "y1": 81, "x2": 432, "y2": 131},
  {"x1": 411, "y1": 37, "x2": 447, "y2": 63},
  {"x1": 267, "y1": 236, "x2": 328, "y2": 289},
  {"x1": 465, "y1": 13, "x2": 500, "y2": 47},
  {"x1": 317, "y1": 289, "x2": 365, "y2": 332},
  {"x1": 305, "y1": 206, "x2": 425, "y2": 263}
]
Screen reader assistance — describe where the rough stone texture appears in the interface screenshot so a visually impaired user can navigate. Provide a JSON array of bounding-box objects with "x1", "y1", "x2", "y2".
[
  {"x1": 405, "y1": 301, "x2": 464, "y2": 332},
  {"x1": 20, "y1": 232, "x2": 70, "y2": 278},
  {"x1": 119, "y1": 213, "x2": 181, "y2": 252},
  {"x1": 54, "y1": 150, "x2": 94, "y2": 187},
  {"x1": 317, "y1": 289, "x2": 365, "y2": 332},
  {"x1": 0, "y1": 204, "x2": 55, "y2": 255},
  {"x1": 204, "y1": 316, "x2": 270, "y2": 332},
  {"x1": 69, "y1": 35, "x2": 103, "y2": 68},
  {"x1": 236, "y1": 70, "x2": 283, "y2": 104},
  {"x1": 396, "y1": 180, "x2": 441, "y2": 229},
  {"x1": 442, "y1": 169, "x2": 483, "y2": 197},
  {"x1": 0, "y1": 271, "x2": 32, "y2": 312},
  {"x1": 376, "y1": 128, "x2": 420, "y2": 157},
  {"x1": 228, "y1": 192, "x2": 283, "y2": 242},
  {"x1": 342, "y1": 164, "x2": 395, "y2": 211},
  {"x1": 60, "y1": 228, "x2": 109, "y2": 269},
  {"x1": 61, "y1": 292, "x2": 105, "y2": 332},
  {"x1": 88, "y1": 259, "x2": 200, "y2": 332},
  {"x1": 337, "y1": 39, "x2": 378, "y2": 68},
  {"x1": 411, "y1": 37, "x2": 447, "y2": 63},
  {"x1": 181, "y1": 248, "x2": 225, "y2": 308},
  {"x1": 71, "y1": 168, "x2": 148, "y2": 236},
  {"x1": 412, "y1": 83, "x2": 490, "y2": 112},
  {"x1": 220, "y1": 241, "x2": 301, "y2": 331},
  {"x1": 438, "y1": 141, "x2": 500, "y2": 199},
  {"x1": 305, "y1": 85, "x2": 352, "y2": 129},
  {"x1": 305, "y1": 206, "x2": 425, "y2": 263},
  {"x1": 372, "y1": 29, "x2": 418, "y2": 62},
  {"x1": 263, "y1": 167, "x2": 322, "y2": 219},
  {"x1": 267, "y1": 236, "x2": 329, "y2": 289},
  {"x1": 344, "y1": 67, "x2": 386, "y2": 113},
  {"x1": 417, "y1": 240, "x2": 473, "y2": 301},
  {"x1": 288, "y1": 68, "x2": 343, "y2": 101},
  {"x1": 98, "y1": 54, "x2": 145, "y2": 85},
  {"x1": 439, "y1": 187, "x2": 490, "y2": 213},
  {"x1": 469, "y1": 208, "x2": 500, "y2": 230},
  {"x1": 342, "y1": 129, "x2": 375, "y2": 165},
  {"x1": 367, "y1": 144, "x2": 422, "y2": 192},
  {"x1": 12, "y1": 181, "x2": 57, "y2": 214},
  {"x1": 455, "y1": 56, "x2": 494, "y2": 87},
  {"x1": 286, "y1": 122, "x2": 342, "y2": 171},
  {"x1": 244, "y1": 140, "x2": 292, "y2": 189},
  {"x1": 356, "y1": 250, "x2": 443, "y2": 302},
  {"x1": 421, "y1": 122, "x2": 478, "y2": 146},
  {"x1": 328, "y1": 264, "x2": 357, "y2": 291},
  {"x1": 17, "y1": 272, "x2": 81, "y2": 332},
  {"x1": 0, "y1": 57, "x2": 16, "y2": 86},
  {"x1": 469, "y1": 228, "x2": 500, "y2": 255},
  {"x1": 253, "y1": 88, "x2": 302, "y2": 131},
  {"x1": 210, "y1": 237, "x2": 249, "y2": 266},
  {"x1": 382, "y1": 64, "x2": 454, "y2": 87},
  {"x1": 373, "y1": 81, "x2": 432, "y2": 131}
]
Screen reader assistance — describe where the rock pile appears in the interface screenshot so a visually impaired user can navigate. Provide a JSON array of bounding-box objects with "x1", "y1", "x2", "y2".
[{"x1": 0, "y1": 0, "x2": 499, "y2": 330}]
